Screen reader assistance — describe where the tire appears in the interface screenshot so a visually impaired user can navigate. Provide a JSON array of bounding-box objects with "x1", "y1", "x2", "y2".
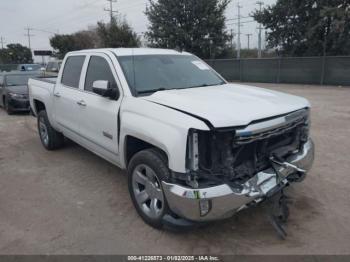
[
  {"x1": 128, "y1": 148, "x2": 171, "y2": 229},
  {"x1": 37, "y1": 110, "x2": 64, "y2": 150},
  {"x1": 4, "y1": 97, "x2": 13, "y2": 115}
]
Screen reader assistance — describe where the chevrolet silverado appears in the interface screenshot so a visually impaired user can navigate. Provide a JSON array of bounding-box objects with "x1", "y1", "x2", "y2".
[{"x1": 28, "y1": 48, "x2": 314, "y2": 232}]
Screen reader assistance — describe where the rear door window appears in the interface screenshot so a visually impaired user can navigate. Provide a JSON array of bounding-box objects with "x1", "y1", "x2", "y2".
[{"x1": 61, "y1": 56, "x2": 85, "y2": 88}]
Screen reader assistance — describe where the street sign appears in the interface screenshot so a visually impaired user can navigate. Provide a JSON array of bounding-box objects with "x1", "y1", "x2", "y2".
[{"x1": 34, "y1": 50, "x2": 53, "y2": 56}]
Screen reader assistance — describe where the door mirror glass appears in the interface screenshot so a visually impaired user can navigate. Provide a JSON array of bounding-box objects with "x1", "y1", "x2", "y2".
[
  {"x1": 92, "y1": 80, "x2": 119, "y2": 99},
  {"x1": 93, "y1": 80, "x2": 109, "y2": 91}
]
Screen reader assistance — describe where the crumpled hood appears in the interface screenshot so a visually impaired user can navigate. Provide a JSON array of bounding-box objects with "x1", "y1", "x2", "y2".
[{"x1": 142, "y1": 83, "x2": 310, "y2": 128}]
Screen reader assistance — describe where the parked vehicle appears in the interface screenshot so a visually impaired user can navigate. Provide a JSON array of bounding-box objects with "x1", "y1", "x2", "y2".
[
  {"x1": 45, "y1": 60, "x2": 62, "y2": 76},
  {"x1": 0, "y1": 71, "x2": 41, "y2": 114},
  {"x1": 28, "y1": 48, "x2": 314, "y2": 230},
  {"x1": 17, "y1": 64, "x2": 42, "y2": 72}
]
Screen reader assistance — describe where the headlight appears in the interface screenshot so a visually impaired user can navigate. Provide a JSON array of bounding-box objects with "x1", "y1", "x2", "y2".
[
  {"x1": 187, "y1": 130, "x2": 199, "y2": 171},
  {"x1": 8, "y1": 93, "x2": 27, "y2": 99},
  {"x1": 301, "y1": 109, "x2": 311, "y2": 142}
]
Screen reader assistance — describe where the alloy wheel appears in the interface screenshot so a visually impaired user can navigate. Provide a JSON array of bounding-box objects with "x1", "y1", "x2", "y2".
[
  {"x1": 132, "y1": 164, "x2": 164, "y2": 219},
  {"x1": 39, "y1": 116, "x2": 49, "y2": 146}
]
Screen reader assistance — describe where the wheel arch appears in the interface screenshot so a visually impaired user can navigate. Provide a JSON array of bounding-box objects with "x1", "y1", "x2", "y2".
[
  {"x1": 33, "y1": 99, "x2": 46, "y2": 115},
  {"x1": 124, "y1": 135, "x2": 169, "y2": 168}
]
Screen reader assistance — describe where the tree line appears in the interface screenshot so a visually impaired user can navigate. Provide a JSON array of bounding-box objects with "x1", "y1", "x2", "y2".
[{"x1": 1, "y1": 0, "x2": 349, "y2": 64}]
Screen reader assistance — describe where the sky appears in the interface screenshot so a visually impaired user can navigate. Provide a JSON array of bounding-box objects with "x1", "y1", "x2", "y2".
[{"x1": 0, "y1": 0, "x2": 277, "y2": 55}]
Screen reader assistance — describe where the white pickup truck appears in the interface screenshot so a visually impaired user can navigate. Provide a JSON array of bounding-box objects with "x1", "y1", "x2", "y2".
[{"x1": 29, "y1": 48, "x2": 314, "y2": 230}]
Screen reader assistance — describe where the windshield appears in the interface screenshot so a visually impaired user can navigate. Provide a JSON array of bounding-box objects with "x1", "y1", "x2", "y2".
[
  {"x1": 118, "y1": 55, "x2": 225, "y2": 95},
  {"x1": 5, "y1": 75, "x2": 34, "y2": 86},
  {"x1": 47, "y1": 62, "x2": 61, "y2": 72}
]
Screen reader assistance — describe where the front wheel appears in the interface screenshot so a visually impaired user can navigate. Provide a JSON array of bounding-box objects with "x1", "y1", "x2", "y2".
[
  {"x1": 37, "y1": 110, "x2": 64, "y2": 150},
  {"x1": 128, "y1": 148, "x2": 171, "y2": 229}
]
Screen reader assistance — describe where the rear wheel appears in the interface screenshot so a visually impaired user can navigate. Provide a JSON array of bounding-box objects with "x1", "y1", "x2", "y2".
[
  {"x1": 128, "y1": 148, "x2": 171, "y2": 229},
  {"x1": 37, "y1": 110, "x2": 64, "y2": 150}
]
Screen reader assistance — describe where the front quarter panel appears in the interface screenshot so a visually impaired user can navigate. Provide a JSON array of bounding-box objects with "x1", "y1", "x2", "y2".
[{"x1": 119, "y1": 97, "x2": 209, "y2": 173}]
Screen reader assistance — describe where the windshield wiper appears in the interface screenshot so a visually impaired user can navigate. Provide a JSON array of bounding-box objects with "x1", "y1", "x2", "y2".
[
  {"x1": 181, "y1": 81, "x2": 225, "y2": 90},
  {"x1": 137, "y1": 88, "x2": 168, "y2": 95}
]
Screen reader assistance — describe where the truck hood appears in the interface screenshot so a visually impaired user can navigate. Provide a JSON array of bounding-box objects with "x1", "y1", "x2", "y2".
[{"x1": 142, "y1": 83, "x2": 310, "y2": 128}]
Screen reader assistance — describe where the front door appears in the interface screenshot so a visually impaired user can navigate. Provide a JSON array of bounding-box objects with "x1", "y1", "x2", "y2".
[{"x1": 76, "y1": 54, "x2": 122, "y2": 159}]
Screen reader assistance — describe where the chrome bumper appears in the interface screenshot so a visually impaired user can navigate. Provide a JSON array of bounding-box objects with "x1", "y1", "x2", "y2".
[{"x1": 162, "y1": 139, "x2": 314, "y2": 222}]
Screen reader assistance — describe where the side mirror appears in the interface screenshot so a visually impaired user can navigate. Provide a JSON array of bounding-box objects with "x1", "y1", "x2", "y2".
[{"x1": 92, "y1": 80, "x2": 119, "y2": 100}]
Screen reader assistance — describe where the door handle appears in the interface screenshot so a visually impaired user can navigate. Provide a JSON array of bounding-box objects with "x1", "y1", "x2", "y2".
[
  {"x1": 77, "y1": 100, "x2": 87, "y2": 107},
  {"x1": 54, "y1": 92, "x2": 61, "y2": 98}
]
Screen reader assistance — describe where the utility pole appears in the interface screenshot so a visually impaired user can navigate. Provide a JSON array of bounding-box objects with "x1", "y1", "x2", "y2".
[
  {"x1": 256, "y1": 1, "x2": 264, "y2": 58},
  {"x1": 246, "y1": 34, "x2": 252, "y2": 49},
  {"x1": 24, "y1": 27, "x2": 35, "y2": 50},
  {"x1": 230, "y1": 29, "x2": 235, "y2": 49},
  {"x1": 0, "y1": 36, "x2": 5, "y2": 49},
  {"x1": 104, "y1": 0, "x2": 118, "y2": 23},
  {"x1": 237, "y1": 2, "x2": 242, "y2": 59}
]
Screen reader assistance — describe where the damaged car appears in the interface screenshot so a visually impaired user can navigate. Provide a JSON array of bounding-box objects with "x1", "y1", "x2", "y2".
[{"x1": 28, "y1": 48, "x2": 314, "y2": 233}]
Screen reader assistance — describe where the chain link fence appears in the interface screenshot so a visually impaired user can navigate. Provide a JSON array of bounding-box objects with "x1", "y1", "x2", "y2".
[{"x1": 206, "y1": 56, "x2": 350, "y2": 86}]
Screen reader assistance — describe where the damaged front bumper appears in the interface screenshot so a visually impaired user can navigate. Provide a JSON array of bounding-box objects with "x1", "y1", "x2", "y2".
[{"x1": 162, "y1": 139, "x2": 314, "y2": 222}]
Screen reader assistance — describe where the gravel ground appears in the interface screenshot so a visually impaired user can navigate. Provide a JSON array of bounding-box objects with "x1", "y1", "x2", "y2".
[{"x1": 0, "y1": 83, "x2": 349, "y2": 255}]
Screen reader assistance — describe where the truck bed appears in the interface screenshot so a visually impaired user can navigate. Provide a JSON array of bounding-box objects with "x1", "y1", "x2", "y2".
[{"x1": 28, "y1": 77, "x2": 57, "y2": 117}]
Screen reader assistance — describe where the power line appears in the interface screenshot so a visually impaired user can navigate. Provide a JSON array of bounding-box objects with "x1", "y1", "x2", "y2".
[
  {"x1": 24, "y1": 27, "x2": 35, "y2": 50},
  {"x1": 256, "y1": 1, "x2": 264, "y2": 58},
  {"x1": 32, "y1": 28, "x2": 59, "y2": 35},
  {"x1": 227, "y1": 20, "x2": 255, "y2": 26},
  {"x1": 105, "y1": 0, "x2": 118, "y2": 23},
  {"x1": 226, "y1": 16, "x2": 251, "y2": 21}
]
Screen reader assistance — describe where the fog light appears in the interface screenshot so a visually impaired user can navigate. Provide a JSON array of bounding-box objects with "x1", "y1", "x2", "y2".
[{"x1": 199, "y1": 199, "x2": 211, "y2": 217}]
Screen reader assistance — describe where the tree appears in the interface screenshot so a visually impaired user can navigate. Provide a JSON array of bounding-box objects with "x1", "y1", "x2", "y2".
[
  {"x1": 50, "y1": 34, "x2": 79, "y2": 59},
  {"x1": 73, "y1": 29, "x2": 100, "y2": 50},
  {"x1": 96, "y1": 17, "x2": 140, "y2": 48},
  {"x1": 0, "y1": 44, "x2": 33, "y2": 64},
  {"x1": 50, "y1": 17, "x2": 140, "y2": 58},
  {"x1": 145, "y1": 0, "x2": 231, "y2": 59},
  {"x1": 253, "y1": 0, "x2": 350, "y2": 56}
]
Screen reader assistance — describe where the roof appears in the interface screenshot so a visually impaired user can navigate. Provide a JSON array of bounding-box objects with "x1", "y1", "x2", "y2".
[{"x1": 73, "y1": 48, "x2": 192, "y2": 57}]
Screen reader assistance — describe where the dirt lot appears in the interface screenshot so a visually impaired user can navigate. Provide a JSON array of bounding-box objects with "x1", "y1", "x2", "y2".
[{"x1": 0, "y1": 83, "x2": 349, "y2": 255}]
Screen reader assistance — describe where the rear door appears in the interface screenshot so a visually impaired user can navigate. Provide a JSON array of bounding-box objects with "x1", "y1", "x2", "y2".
[
  {"x1": 76, "y1": 53, "x2": 122, "y2": 160},
  {"x1": 53, "y1": 55, "x2": 86, "y2": 138}
]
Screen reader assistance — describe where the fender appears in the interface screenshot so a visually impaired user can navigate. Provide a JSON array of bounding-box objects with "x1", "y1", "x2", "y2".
[{"x1": 119, "y1": 97, "x2": 209, "y2": 173}]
